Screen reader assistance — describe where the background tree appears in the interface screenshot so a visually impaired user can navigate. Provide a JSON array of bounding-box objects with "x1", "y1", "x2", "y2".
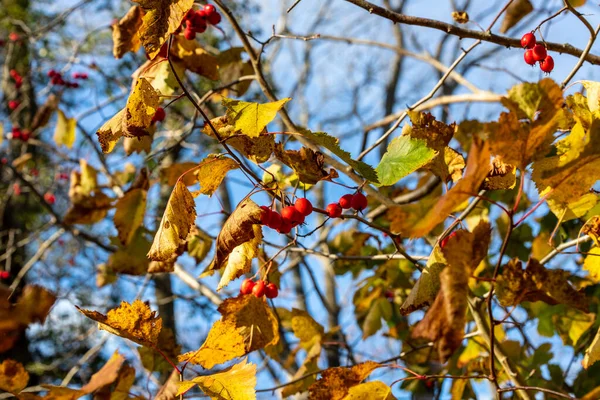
[{"x1": 1, "y1": 0, "x2": 600, "y2": 399}]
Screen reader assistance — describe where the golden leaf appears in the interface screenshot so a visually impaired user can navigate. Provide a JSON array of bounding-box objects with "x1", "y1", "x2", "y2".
[
  {"x1": 64, "y1": 192, "x2": 113, "y2": 225},
  {"x1": 177, "y1": 358, "x2": 257, "y2": 399},
  {"x1": 216, "y1": 48, "x2": 254, "y2": 97},
  {"x1": 547, "y1": 193, "x2": 598, "y2": 221},
  {"x1": 584, "y1": 326, "x2": 600, "y2": 369},
  {"x1": 411, "y1": 222, "x2": 491, "y2": 361},
  {"x1": 217, "y1": 224, "x2": 262, "y2": 291},
  {"x1": 274, "y1": 143, "x2": 338, "y2": 184},
  {"x1": 0, "y1": 359, "x2": 29, "y2": 394},
  {"x1": 112, "y1": 6, "x2": 144, "y2": 59},
  {"x1": 160, "y1": 162, "x2": 198, "y2": 187},
  {"x1": 77, "y1": 299, "x2": 162, "y2": 347},
  {"x1": 495, "y1": 258, "x2": 589, "y2": 312},
  {"x1": 178, "y1": 295, "x2": 279, "y2": 368},
  {"x1": 209, "y1": 199, "x2": 262, "y2": 272},
  {"x1": 124, "y1": 134, "x2": 153, "y2": 155},
  {"x1": 156, "y1": 369, "x2": 180, "y2": 400},
  {"x1": 194, "y1": 155, "x2": 239, "y2": 196},
  {"x1": 342, "y1": 381, "x2": 396, "y2": 400},
  {"x1": 584, "y1": 247, "x2": 600, "y2": 283},
  {"x1": 107, "y1": 228, "x2": 151, "y2": 275},
  {"x1": 408, "y1": 137, "x2": 491, "y2": 237},
  {"x1": 96, "y1": 109, "x2": 126, "y2": 153},
  {"x1": 308, "y1": 361, "x2": 382, "y2": 400},
  {"x1": 187, "y1": 226, "x2": 213, "y2": 264},
  {"x1": 114, "y1": 188, "x2": 147, "y2": 245},
  {"x1": 170, "y1": 36, "x2": 218, "y2": 80},
  {"x1": 124, "y1": 77, "x2": 160, "y2": 137},
  {"x1": 133, "y1": 0, "x2": 194, "y2": 59},
  {"x1": 148, "y1": 181, "x2": 197, "y2": 261},
  {"x1": 138, "y1": 327, "x2": 181, "y2": 373},
  {"x1": 222, "y1": 97, "x2": 290, "y2": 138},
  {"x1": 81, "y1": 351, "x2": 126, "y2": 393},
  {"x1": 53, "y1": 109, "x2": 77, "y2": 149}
]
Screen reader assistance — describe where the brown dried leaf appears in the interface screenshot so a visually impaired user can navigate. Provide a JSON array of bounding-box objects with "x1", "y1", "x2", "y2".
[
  {"x1": 500, "y1": 0, "x2": 533, "y2": 33},
  {"x1": 112, "y1": 6, "x2": 144, "y2": 59},
  {"x1": 482, "y1": 158, "x2": 517, "y2": 190},
  {"x1": 170, "y1": 35, "x2": 218, "y2": 80},
  {"x1": 275, "y1": 143, "x2": 337, "y2": 184},
  {"x1": 114, "y1": 188, "x2": 147, "y2": 245},
  {"x1": 160, "y1": 162, "x2": 198, "y2": 187},
  {"x1": 308, "y1": 361, "x2": 382, "y2": 400},
  {"x1": 451, "y1": 11, "x2": 469, "y2": 24},
  {"x1": 0, "y1": 359, "x2": 29, "y2": 394}
]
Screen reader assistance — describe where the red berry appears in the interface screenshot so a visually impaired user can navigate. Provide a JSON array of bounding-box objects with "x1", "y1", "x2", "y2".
[
  {"x1": 326, "y1": 203, "x2": 342, "y2": 218},
  {"x1": 265, "y1": 283, "x2": 278, "y2": 299},
  {"x1": 281, "y1": 206, "x2": 302, "y2": 226},
  {"x1": 13, "y1": 183, "x2": 21, "y2": 196},
  {"x1": 31, "y1": 168, "x2": 38, "y2": 177},
  {"x1": 8, "y1": 100, "x2": 20, "y2": 110},
  {"x1": 203, "y1": 4, "x2": 216, "y2": 14},
  {"x1": 79, "y1": 73, "x2": 88, "y2": 80},
  {"x1": 268, "y1": 212, "x2": 282, "y2": 230},
  {"x1": 1, "y1": 158, "x2": 7, "y2": 164},
  {"x1": 11, "y1": 129, "x2": 21, "y2": 140},
  {"x1": 8, "y1": 32, "x2": 19, "y2": 42},
  {"x1": 44, "y1": 192, "x2": 56, "y2": 205},
  {"x1": 240, "y1": 278, "x2": 255, "y2": 295},
  {"x1": 440, "y1": 231, "x2": 459, "y2": 249},
  {"x1": 20, "y1": 130, "x2": 30, "y2": 142},
  {"x1": 0, "y1": 271, "x2": 9, "y2": 279},
  {"x1": 152, "y1": 107, "x2": 166, "y2": 123},
  {"x1": 47, "y1": 69, "x2": 57, "y2": 78},
  {"x1": 351, "y1": 193, "x2": 368, "y2": 211},
  {"x1": 183, "y1": 27, "x2": 196, "y2": 40},
  {"x1": 540, "y1": 55, "x2": 554, "y2": 73},
  {"x1": 294, "y1": 198, "x2": 313, "y2": 217},
  {"x1": 277, "y1": 220, "x2": 292, "y2": 234},
  {"x1": 524, "y1": 50, "x2": 536, "y2": 66},
  {"x1": 207, "y1": 11, "x2": 221, "y2": 25},
  {"x1": 260, "y1": 206, "x2": 272, "y2": 225},
  {"x1": 191, "y1": 12, "x2": 208, "y2": 31},
  {"x1": 252, "y1": 280, "x2": 266, "y2": 297},
  {"x1": 531, "y1": 44, "x2": 547, "y2": 62},
  {"x1": 520, "y1": 32, "x2": 536, "y2": 49},
  {"x1": 9, "y1": 69, "x2": 19, "y2": 78},
  {"x1": 339, "y1": 194, "x2": 353, "y2": 209}
]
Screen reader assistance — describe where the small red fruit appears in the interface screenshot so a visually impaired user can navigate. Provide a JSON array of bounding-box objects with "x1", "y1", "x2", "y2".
[
  {"x1": 268, "y1": 212, "x2": 282, "y2": 230},
  {"x1": 20, "y1": 130, "x2": 30, "y2": 142},
  {"x1": 524, "y1": 50, "x2": 536, "y2": 66},
  {"x1": 260, "y1": 205, "x2": 272, "y2": 225},
  {"x1": 240, "y1": 278, "x2": 255, "y2": 295},
  {"x1": 207, "y1": 12, "x2": 221, "y2": 25},
  {"x1": 8, "y1": 100, "x2": 20, "y2": 110},
  {"x1": 520, "y1": 32, "x2": 536, "y2": 49},
  {"x1": 8, "y1": 32, "x2": 19, "y2": 42},
  {"x1": 539, "y1": 55, "x2": 554, "y2": 73},
  {"x1": 44, "y1": 192, "x2": 56, "y2": 205},
  {"x1": 339, "y1": 194, "x2": 353, "y2": 209},
  {"x1": 294, "y1": 198, "x2": 313, "y2": 217},
  {"x1": 531, "y1": 44, "x2": 547, "y2": 62},
  {"x1": 31, "y1": 168, "x2": 38, "y2": 177},
  {"x1": 252, "y1": 280, "x2": 266, "y2": 297},
  {"x1": 203, "y1": 4, "x2": 216, "y2": 14},
  {"x1": 265, "y1": 283, "x2": 278, "y2": 299},
  {"x1": 47, "y1": 69, "x2": 57, "y2": 78},
  {"x1": 13, "y1": 183, "x2": 21, "y2": 196},
  {"x1": 1, "y1": 158, "x2": 7, "y2": 164},
  {"x1": 0, "y1": 271, "x2": 9, "y2": 280},
  {"x1": 277, "y1": 220, "x2": 293, "y2": 234},
  {"x1": 152, "y1": 107, "x2": 166, "y2": 123},
  {"x1": 351, "y1": 193, "x2": 368, "y2": 211},
  {"x1": 183, "y1": 27, "x2": 196, "y2": 40},
  {"x1": 326, "y1": 203, "x2": 342, "y2": 218},
  {"x1": 11, "y1": 129, "x2": 21, "y2": 140},
  {"x1": 281, "y1": 206, "x2": 302, "y2": 226}
]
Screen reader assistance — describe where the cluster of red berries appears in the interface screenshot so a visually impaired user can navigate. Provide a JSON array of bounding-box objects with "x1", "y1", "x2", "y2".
[
  {"x1": 521, "y1": 33, "x2": 554, "y2": 73},
  {"x1": 240, "y1": 278, "x2": 278, "y2": 298},
  {"x1": 152, "y1": 107, "x2": 166, "y2": 123},
  {"x1": 260, "y1": 198, "x2": 313, "y2": 234},
  {"x1": 47, "y1": 70, "x2": 86, "y2": 88},
  {"x1": 0, "y1": 271, "x2": 9, "y2": 280},
  {"x1": 10, "y1": 69, "x2": 23, "y2": 89},
  {"x1": 325, "y1": 192, "x2": 367, "y2": 218},
  {"x1": 182, "y1": 4, "x2": 222, "y2": 40},
  {"x1": 10, "y1": 126, "x2": 31, "y2": 142}
]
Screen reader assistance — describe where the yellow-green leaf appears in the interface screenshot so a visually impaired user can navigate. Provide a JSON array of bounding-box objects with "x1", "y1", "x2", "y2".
[
  {"x1": 222, "y1": 97, "x2": 290, "y2": 138},
  {"x1": 148, "y1": 181, "x2": 197, "y2": 261},
  {"x1": 584, "y1": 327, "x2": 600, "y2": 369},
  {"x1": 177, "y1": 358, "x2": 256, "y2": 399},
  {"x1": 195, "y1": 155, "x2": 239, "y2": 196},
  {"x1": 54, "y1": 109, "x2": 77, "y2": 149},
  {"x1": 584, "y1": 247, "x2": 600, "y2": 283}
]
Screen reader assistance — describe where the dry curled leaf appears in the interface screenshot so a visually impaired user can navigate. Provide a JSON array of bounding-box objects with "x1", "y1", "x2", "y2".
[
  {"x1": 308, "y1": 361, "x2": 382, "y2": 400},
  {"x1": 112, "y1": 6, "x2": 144, "y2": 59},
  {"x1": 275, "y1": 143, "x2": 338, "y2": 184},
  {"x1": 451, "y1": 11, "x2": 469, "y2": 24},
  {"x1": 0, "y1": 359, "x2": 29, "y2": 394}
]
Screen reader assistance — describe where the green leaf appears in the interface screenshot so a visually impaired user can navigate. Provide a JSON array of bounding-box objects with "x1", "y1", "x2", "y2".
[
  {"x1": 375, "y1": 135, "x2": 436, "y2": 186},
  {"x1": 300, "y1": 130, "x2": 379, "y2": 183},
  {"x1": 221, "y1": 97, "x2": 290, "y2": 138}
]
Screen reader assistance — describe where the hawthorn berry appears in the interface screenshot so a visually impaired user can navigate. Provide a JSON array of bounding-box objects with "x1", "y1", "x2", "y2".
[
  {"x1": 152, "y1": 107, "x2": 166, "y2": 123},
  {"x1": 524, "y1": 50, "x2": 536, "y2": 66},
  {"x1": 260, "y1": 205, "x2": 272, "y2": 225},
  {"x1": 277, "y1": 220, "x2": 293, "y2": 234},
  {"x1": 252, "y1": 280, "x2": 266, "y2": 297},
  {"x1": 21, "y1": 130, "x2": 30, "y2": 142},
  {"x1": 44, "y1": 192, "x2": 56, "y2": 205},
  {"x1": 294, "y1": 198, "x2": 313, "y2": 217},
  {"x1": 240, "y1": 278, "x2": 255, "y2": 295},
  {"x1": 183, "y1": 27, "x2": 196, "y2": 40},
  {"x1": 326, "y1": 203, "x2": 342, "y2": 218},
  {"x1": 351, "y1": 193, "x2": 368, "y2": 211},
  {"x1": 47, "y1": 69, "x2": 57, "y2": 78},
  {"x1": 281, "y1": 206, "x2": 302, "y2": 226},
  {"x1": 339, "y1": 194, "x2": 353, "y2": 209},
  {"x1": 539, "y1": 55, "x2": 554, "y2": 73},
  {"x1": 8, "y1": 100, "x2": 20, "y2": 110},
  {"x1": 207, "y1": 11, "x2": 221, "y2": 25},
  {"x1": 1, "y1": 158, "x2": 7, "y2": 164},
  {"x1": 531, "y1": 44, "x2": 547, "y2": 62},
  {"x1": 8, "y1": 32, "x2": 19, "y2": 42},
  {"x1": 0, "y1": 271, "x2": 9, "y2": 280},
  {"x1": 265, "y1": 283, "x2": 278, "y2": 299},
  {"x1": 520, "y1": 32, "x2": 536, "y2": 49},
  {"x1": 11, "y1": 128, "x2": 21, "y2": 140},
  {"x1": 268, "y1": 212, "x2": 283, "y2": 230},
  {"x1": 203, "y1": 4, "x2": 216, "y2": 14},
  {"x1": 13, "y1": 183, "x2": 21, "y2": 196}
]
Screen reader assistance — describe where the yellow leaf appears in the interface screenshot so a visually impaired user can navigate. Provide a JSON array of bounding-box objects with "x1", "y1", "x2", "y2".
[
  {"x1": 96, "y1": 109, "x2": 126, "y2": 153},
  {"x1": 281, "y1": 357, "x2": 320, "y2": 398},
  {"x1": 177, "y1": 358, "x2": 257, "y2": 399},
  {"x1": 125, "y1": 77, "x2": 160, "y2": 137},
  {"x1": 112, "y1": 6, "x2": 143, "y2": 59},
  {"x1": 39, "y1": 385, "x2": 86, "y2": 399},
  {"x1": 216, "y1": 48, "x2": 254, "y2": 97},
  {"x1": 54, "y1": 109, "x2": 77, "y2": 149},
  {"x1": 178, "y1": 295, "x2": 279, "y2": 368},
  {"x1": 138, "y1": 327, "x2": 181, "y2": 373},
  {"x1": 221, "y1": 97, "x2": 290, "y2": 138},
  {"x1": 148, "y1": 181, "x2": 196, "y2": 261},
  {"x1": 308, "y1": 361, "x2": 382, "y2": 400},
  {"x1": 499, "y1": 0, "x2": 533, "y2": 33},
  {"x1": 133, "y1": 0, "x2": 194, "y2": 59},
  {"x1": 583, "y1": 216, "x2": 600, "y2": 247},
  {"x1": 399, "y1": 245, "x2": 446, "y2": 315},
  {"x1": 156, "y1": 369, "x2": 180, "y2": 400},
  {"x1": 547, "y1": 192, "x2": 598, "y2": 221},
  {"x1": 482, "y1": 159, "x2": 516, "y2": 190},
  {"x1": 408, "y1": 138, "x2": 491, "y2": 237},
  {"x1": 583, "y1": 326, "x2": 600, "y2": 369},
  {"x1": 0, "y1": 123, "x2": 3, "y2": 146},
  {"x1": 582, "y1": 81, "x2": 600, "y2": 112},
  {"x1": 342, "y1": 381, "x2": 396, "y2": 400},
  {"x1": 274, "y1": 143, "x2": 338, "y2": 184},
  {"x1": 160, "y1": 162, "x2": 198, "y2": 187},
  {"x1": 187, "y1": 226, "x2": 213, "y2": 264},
  {"x1": 412, "y1": 221, "x2": 491, "y2": 362},
  {"x1": 195, "y1": 155, "x2": 239, "y2": 196},
  {"x1": 0, "y1": 359, "x2": 29, "y2": 394},
  {"x1": 77, "y1": 299, "x2": 162, "y2": 347},
  {"x1": 209, "y1": 199, "x2": 262, "y2": 272},
  {"x1": 124, "y1": 134, "x2": 153, "y2": 155},
  {"x1": 134, "y1": 58, "x2": 184, "y2": 96},
  {"x1": 584, "y1": 247, "x2": 600, "y2": 283},
  {"x1": 170, "y1": 36, "x2": 219, "y2": 80},
  {"x1": 114, "y1": 189, "x2": 147, "y2": 245},
  {"x1": 217, "y1": 224, "x2": 262, "y2": 291},
  {"x1": 291, "y1": 308, "x2": 325, "y2": 353},
  {"x1": 81, "y1": 351, "x2": 126, "y2": 393}
]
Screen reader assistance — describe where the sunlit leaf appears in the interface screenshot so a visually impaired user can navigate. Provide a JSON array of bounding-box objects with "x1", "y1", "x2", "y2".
[
  {"x1": 114, "y1": 188, "x2": 147, "y2": 245},
  {"x1": 376, "y1": 135, "x2": 436, "y2": 186},
  {"x1": 217, "y1": 224, "x2": 262, "y2": 291},
  {"x1": 194, "y1": 154, "x2": 239, "y2": 196},
  {"x1": 221, "y1": 97, "x2": 290, "y2": 138},
  {"x1": 170, "y1": 36, "x2": 218, "y2": 80},
  {"x1": 500, "y1": 0, "x2": 533, "y2": 33},
  {"x1": 342, "y1": 381, "x2": 396, "y2": 400},
  {"x1": 177, "y1": 358, "x2": 256, "y2": 399},
  {"x1": 308, "y1": 361, "x2": 382, "y2": 400},
  {"x1": 53, "y1": 109, "x2": 77, "y2": 149},
  {"x1": 584, "y1": 327, "x2": 600, "y2": 369},
  {"x1": 112, "y1": 6, "x2": 143, "y2": 59},
  {"x1": 275, "y1": 143, "x2": 338, "y2": 184}
]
